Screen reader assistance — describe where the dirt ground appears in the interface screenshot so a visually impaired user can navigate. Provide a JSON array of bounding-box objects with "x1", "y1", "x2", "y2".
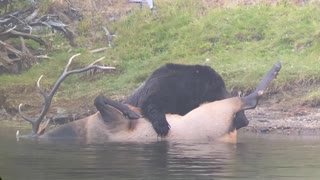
[{"x1": 241, "y1": 105, "x2": 320, "y2": 136}]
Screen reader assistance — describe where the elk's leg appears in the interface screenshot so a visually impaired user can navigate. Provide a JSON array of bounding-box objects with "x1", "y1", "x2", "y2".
[
  {"x1": 94, "y1": 95, "x2": 140, "y2": 123},
  {"x1": 241, "y1": 61, "x2": 282, "y2": 110}
]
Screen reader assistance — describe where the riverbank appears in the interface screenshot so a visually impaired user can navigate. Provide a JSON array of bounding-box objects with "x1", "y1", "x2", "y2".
[{"x1": 242, "y1": 105, "x2": 320, "y2": 136}]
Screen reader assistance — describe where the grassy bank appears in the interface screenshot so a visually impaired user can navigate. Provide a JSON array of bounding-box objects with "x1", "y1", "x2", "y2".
[{"x1": 1, "y1": 0, "x2": 320, "y2": 114}]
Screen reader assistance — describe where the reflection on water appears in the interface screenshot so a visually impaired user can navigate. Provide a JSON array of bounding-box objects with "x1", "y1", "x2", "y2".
[{"x1": 1, "y1": 127, "x2": 320, "y2": 180}]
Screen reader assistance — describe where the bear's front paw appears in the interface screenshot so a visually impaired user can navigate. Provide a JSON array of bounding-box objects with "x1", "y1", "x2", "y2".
[{"x1": 152, "y1": 120, "x2": 170, "y2": 136}]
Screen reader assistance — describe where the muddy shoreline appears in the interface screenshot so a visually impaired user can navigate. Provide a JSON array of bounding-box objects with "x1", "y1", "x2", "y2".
[{"x1": 240, "y1": 105, "x2": 320, "y2": 136}]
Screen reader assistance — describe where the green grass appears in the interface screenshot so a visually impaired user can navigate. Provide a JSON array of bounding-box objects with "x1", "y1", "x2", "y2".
[
  {"x1": 110, "y1": 1, "x2": 320, "y2": 95},
  {"x1": 1, "y1": 0, "x2": 320, "y2": 107}
]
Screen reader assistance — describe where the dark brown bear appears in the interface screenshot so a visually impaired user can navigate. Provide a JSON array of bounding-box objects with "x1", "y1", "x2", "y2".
[{"x1": 123, "y1": 63, "x2": 248, "y2": 136}]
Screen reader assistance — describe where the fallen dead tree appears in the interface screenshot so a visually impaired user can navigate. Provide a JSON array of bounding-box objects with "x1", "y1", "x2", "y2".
[{"x1": 0, "y1": 5, "x2": 78, "y2": 74}]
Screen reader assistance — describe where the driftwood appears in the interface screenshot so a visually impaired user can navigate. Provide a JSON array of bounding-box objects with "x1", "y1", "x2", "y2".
[{"x1": 0, "y1": 5, "x2": 78, "y2": 74}]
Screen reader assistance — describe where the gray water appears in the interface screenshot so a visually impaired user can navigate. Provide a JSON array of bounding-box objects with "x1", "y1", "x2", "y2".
[{"x1": 1, "y1": 127, "x2": 320, "y2": 180}]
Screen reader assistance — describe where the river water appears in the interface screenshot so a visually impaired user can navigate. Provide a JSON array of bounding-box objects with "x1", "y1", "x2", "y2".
[{"x1": 1, "y1": 127, "x2": 320, "y2": 180}]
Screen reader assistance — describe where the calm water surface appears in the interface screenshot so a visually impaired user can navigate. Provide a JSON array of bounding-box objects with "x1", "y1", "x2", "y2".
[{"x1": 1, "y1": 127, "x2": 320, "y2": 180}]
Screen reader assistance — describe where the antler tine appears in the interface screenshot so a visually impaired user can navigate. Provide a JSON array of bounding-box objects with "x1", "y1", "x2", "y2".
[
  {"x1": 50, "y1": 56, "x2": 115, "y2": 97},
  {"x1": 37, "y1": 75, "x2": 45, "y2": 96},
  {"x1": 89, "y1": 56, "x2": 105, "y2": 66},
  {"x1": 64, "y1": 53, "x2": 81, "y2": 73},
  {"x1": 88, "y1": 56, "x2": 116, "y2": 70},
  {"x1": 68, "y1": 56, "x2": 116, "y2": 74},
  {"x1": 18, "y1": 104, "x2": 33, "y2": 123},
  {"x1": 19, "y1": 53, "x2": 116, "y2": 136}
]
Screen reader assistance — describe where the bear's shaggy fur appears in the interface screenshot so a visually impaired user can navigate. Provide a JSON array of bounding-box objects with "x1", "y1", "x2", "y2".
[{"x1": 124, "y1": 63, "x2": 248, "y2": 136}]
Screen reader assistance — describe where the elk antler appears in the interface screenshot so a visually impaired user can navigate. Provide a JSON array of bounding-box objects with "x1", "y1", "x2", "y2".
[{"x1": 18, "y1": 53, "x2": 115, "y2": 136}]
